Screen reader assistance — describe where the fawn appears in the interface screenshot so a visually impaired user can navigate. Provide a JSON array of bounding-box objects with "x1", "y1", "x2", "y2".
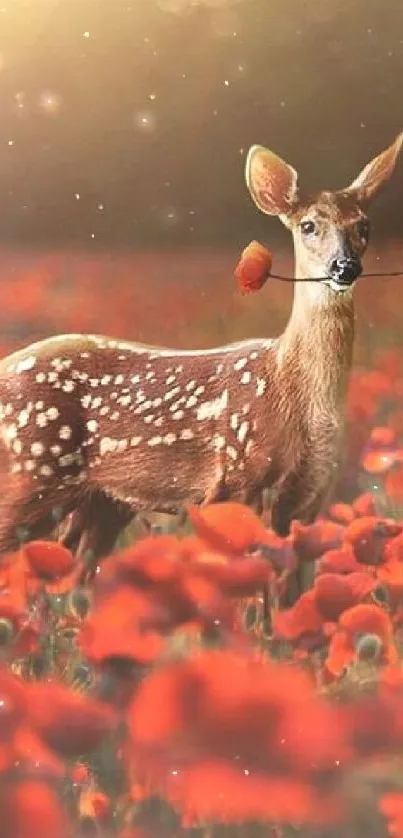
[{"x1": 0, "y1": 133, "x2": 401, "y2": 567}]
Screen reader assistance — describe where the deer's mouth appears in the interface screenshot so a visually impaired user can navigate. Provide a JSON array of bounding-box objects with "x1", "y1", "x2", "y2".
[{"x1": 326, "y1": 256, "x2": 362, "y2": 292}]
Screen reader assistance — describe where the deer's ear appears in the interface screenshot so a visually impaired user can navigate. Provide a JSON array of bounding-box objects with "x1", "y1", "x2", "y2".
[
  {"x1": 245, "y1": 145, "x2": 299, "y2": 219},
  {"x1": 345, "y1": 132, "x2": 403, "y2": 205}
]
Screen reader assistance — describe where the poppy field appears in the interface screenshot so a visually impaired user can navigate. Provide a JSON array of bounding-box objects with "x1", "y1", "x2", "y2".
[{"x1": 2, "y1": 245, "x2": 403, "y2": 838}]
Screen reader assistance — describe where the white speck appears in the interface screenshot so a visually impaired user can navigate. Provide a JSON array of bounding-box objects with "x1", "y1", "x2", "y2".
[
  {"x1": 256, "y1": 378, "x2": 266, "y2": 396},
  {"x1": 115, "y1": 374, "x2": 124, "y2": 385},
  {"x1": 130, "y1": 436, "x2": 142, "y2": 447},
  {"x1": 81, "y1": 394, "x2": 92, "y2": 409},
  {"x1": 241, "y1": 371, "x2": 251, "y2": 385},
  {"x1": 185, "y1": 380, "x2": 196, "y2": 391},
  {"x1": 172, "y1": 410, "x2": 184, "y2": 420},
  {"x1": 180, "y1": 428, "x2": 194, "y2": 440},
  {"x1": 87, "y1": 419, "x2": 98, "y2": 433},
  {"x1": 12, "y1": 440, "x2": 22, "y2": 454},
  {"x1": 35, "y1": 401, "x2": 44, "y2": 410},
  {"x1": 35, "y1": 372, "x2": 46, "y2": 383},
  {"x1": 163, "y1": 433, "x2": 176, "y2": 445},
  {"x1": 36, "y1": 413, "x2": 48, "y2": 428},
  {"x1": 24, "y1": 459, "x2": 35, "y2": 472},
  {"x1": 185, "y1": 395, "x2": 198, "y2": 408},
  {"x1": 166, "y1": 375, "x2": 176, "y2": 386},
  {"x1": 230, "y1": 413, "x2": 238, "y2": 430},
  {"x1": 101, "y1": 375, "x2": 112, "y2": 385},
  {"x1": 227, "y1": 445, "x2": 238, "y2": 460},
  {"x1": 50, "y1": 444, "x2": 62, "y2": 456}
]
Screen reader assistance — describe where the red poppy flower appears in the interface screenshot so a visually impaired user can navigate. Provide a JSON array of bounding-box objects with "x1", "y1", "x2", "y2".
[
  {"x1": 274, "y1": 573, "x2": 375, "y2": 644},
  {"x1": 344, "y1": 517, "x2": 401, "y2": 565},
  {"x1": 187, "y1": 502, "x2": 274, "y2": 556},
  {"x1": 234, "y1": 240, "x2": 273, "y2": 295},
  {"x1": 0, "y1": 780, "x2": 70, "y2": 838},
  {"x1": 327, "y1": 503, "x2": 356, "y2": 525},
  {"x1": 316, "y1": 546, "x2": 364, "y2": 576},
  {"x1": 291, "y1": 520, "x2": 345, "y2": 562},
  {"x1": 379, "y1": 792, "x2": 403, "y2": 838},
  {"x1": 352, "y1": 492, "x2": 377, "y2": 517},
  {"x1": 26, "y1": 681, "x2": 118, "y2": 756},
  {"x1": 128, "y1": 650, "x2": 350, "y2": 824},
  {"x1": 326, "y1": 604, "x2": 396, "y2": 677}
]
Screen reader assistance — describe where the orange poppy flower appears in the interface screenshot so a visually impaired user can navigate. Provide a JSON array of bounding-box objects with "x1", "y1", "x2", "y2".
[
  {"x1": 327, "y1": 503, "x2": 356, "y2": 525},
  {"x1": 234, "y1": 240, "x2": 273, "y2": 295},
  {"x1": 316, "y1": 545, "x2": 364, "y2": 576},
  {"x1": 344, "y1": 517, "x2": 401, "y2": 565},
  {"x1": 352, "y1": 492, "x2": 377, "y2": 517},
  {"x1": 0, "y1": 780, "x2": 70, "y2": 838},
  {"x1": 326, "y1": 604, "x2": 397, "y2": 677},
  {"x1": 291, "y1": 520, "x2": 345, "y2": 562},
  {"x1": 187, "y1": 502, "x2": 274, "y2": 555},
  {"x1": 379, "y1": 792, "x2": 403, "y2": 838}
]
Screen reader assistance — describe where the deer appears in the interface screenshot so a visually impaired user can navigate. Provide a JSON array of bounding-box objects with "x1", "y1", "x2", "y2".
[{"x1": 0, "y1": 132, "x2": 401, "y2": 574}]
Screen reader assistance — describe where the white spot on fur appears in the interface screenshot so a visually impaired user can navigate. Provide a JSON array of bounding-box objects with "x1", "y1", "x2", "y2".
[
  {"x1": 163, "y1": 433, "x2": 176, "y2": 445},
  {"x1": 180, "y1": 428, "x2": 194, "y2": 440},
  {"x1": 240, "y1": 371, "x2": 251, "y2": 385},
  {"x1": 59, "y1": 425, "x2": 72, "y2": 440},
  {"x1": 256, "y1": 378, "x2": 266, "y2": 396},
  {"x1": 234, "y1": 357, "x2": 247, "y2": 371},
  {"x1": 18, "y1": 409, "x2": 30, "y2": 428},
  {"x1": 148, "y1": 435, "x2": 162, "y2": 447},
  {"x1": 196, "y1": 389, "x2": 228, "y2": 421},
  {"x1": 227, "y1": 445, "x2": 238, "y2": 460},
  {"x1": 31, "y1": 442, "x2": 44, "y2": 456},
  {"x1": 46, "y1": 407, "x2": 59, "y2": 420},
  {"x1": 40, "y1": 464, "x2": 53, "y2": 477},
  {"x1": 230, "y1": 413, "x2": 238, "y2": 430},
  {"x1": 15, "y1": 355, "x2": 36, "y2": 373},
  {"x1": 237, "y1": 421, "x2": 249, "y2": 444},
  {"x1": 130, "y1": 436, "x2": 142, "y2": 447},
  {"x1": 87, "y1": 419, "x2": 98, "y2": 433}
]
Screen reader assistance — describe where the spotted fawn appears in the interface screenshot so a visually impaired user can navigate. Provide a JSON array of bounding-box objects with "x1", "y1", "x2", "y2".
[{"x1": 0, "y1": 132, "x2": 401, "y2": 566}]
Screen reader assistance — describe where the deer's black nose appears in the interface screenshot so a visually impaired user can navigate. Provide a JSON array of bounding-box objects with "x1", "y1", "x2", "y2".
[{"x1": 329, "y1": 257, "x2": 362, "y2": 285}]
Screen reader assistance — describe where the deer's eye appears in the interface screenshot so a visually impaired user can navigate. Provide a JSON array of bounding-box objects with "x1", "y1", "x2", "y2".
[
  {"x1": 358, "y1": 219, "x2": 370, "y2": 240},
  {"x1": 300, "y1": 219, "x2": 316, "y2": 236}
]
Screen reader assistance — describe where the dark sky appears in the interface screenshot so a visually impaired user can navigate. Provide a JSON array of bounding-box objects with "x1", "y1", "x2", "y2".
[{"x1": 0, "y1": 0, "x2": 402, "y2": 248}]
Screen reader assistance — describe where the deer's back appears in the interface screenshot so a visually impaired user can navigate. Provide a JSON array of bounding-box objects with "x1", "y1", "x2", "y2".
[{"x1": 0, "y1": 333, "x2": 281, "y2": 512}]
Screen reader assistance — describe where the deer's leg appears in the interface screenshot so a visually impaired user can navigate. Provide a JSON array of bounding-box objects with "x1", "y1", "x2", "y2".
[
  {"x1": 271, "y1": 456, "x2": 337, "y2": 603},
  {"x1": 0, "y1": 480, "x2": 78, "y2": 558},
  {"x1": 59, "y1": 490, "x2": 135, "y2": 581}
]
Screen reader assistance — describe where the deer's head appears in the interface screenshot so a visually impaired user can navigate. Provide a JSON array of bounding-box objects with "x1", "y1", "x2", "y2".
[{"x1": 245, "y1": 133, "x2": 403, "y2": 292}]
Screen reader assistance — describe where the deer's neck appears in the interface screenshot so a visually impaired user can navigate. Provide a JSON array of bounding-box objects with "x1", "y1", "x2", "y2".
[{"x1": 277, "y1": 265, "x2": 355, "y2": 409}]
